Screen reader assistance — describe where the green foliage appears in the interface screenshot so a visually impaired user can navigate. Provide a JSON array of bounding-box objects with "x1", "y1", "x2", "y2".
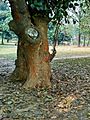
[
  {"x1": 0, "y1": 1, "x2": 12, "y2": 31},
  {"x1": 80, "y1": 7, "x2": 90, "y2": 35},
  {"x1": 48, "y1": 22, "x2": 72, "y2": 44},
  {"x1": 0, "y1": 11, "x2": 12, "y2": 31},
  {"x1": 48, "y1": 22, "x2": 56, "y2": 44},
  {"x1": 25, "y1": 0, "x2": 90, "y2": 22}
]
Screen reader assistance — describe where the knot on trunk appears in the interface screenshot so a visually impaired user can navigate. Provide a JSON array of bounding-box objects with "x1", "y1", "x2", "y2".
[{"x1": 25, "y1": 27, "x2": 39, "y2": 43}]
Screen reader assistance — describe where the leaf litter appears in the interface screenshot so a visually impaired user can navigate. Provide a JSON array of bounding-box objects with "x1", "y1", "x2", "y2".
[{"x1": 0, "y1": 57, "x2": 90, "y2": 120}]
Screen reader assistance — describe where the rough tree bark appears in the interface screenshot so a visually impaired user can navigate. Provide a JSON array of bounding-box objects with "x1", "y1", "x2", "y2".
[
  {"x1": 8, "y1": 0, "x2": 53, "y2": 89},
  {"x1": 10, "y1": 39, "x2": 27, "y2": 81}
]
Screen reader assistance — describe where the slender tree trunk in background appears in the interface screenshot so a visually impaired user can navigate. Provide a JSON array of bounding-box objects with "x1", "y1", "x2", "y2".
[
  {"x1": 87, "y1": 34, "x2": 90, "y2": 46},
  {"x1": 7, "y1": 39, "x2": 9, "y2": 43},
  {"x1": 83, "y1": 35, "x2": 86, "y2": 47},
  {"x1": 78, "y1": 8, "x2": 81, "y2": 47},
  {"x1": 1, "y1": 31, "x2": 4, "y2": 45},
  {"x1": 78, "y1": 31, "x2": 81, "y2": 47},
  {"x1": 87, "y1": 40, "x2": 90, "y2": 46},
  {"x1": 8, "y1": 0, "x2": 51, "y2": 89}
]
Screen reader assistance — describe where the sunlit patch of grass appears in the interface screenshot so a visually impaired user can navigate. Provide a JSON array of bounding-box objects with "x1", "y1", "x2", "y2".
[
  {"x1": 49, "y1": 45, "x2": 90, "y2": 59},
  {"x1": 0, "y1": 45, "x2": 17, "y2": 59},
  {"x1": 0, "y1": 44, "x2": 90, "y2": 60}
]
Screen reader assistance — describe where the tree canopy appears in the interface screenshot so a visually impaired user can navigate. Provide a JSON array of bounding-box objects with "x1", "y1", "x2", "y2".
[{"x1": 25, "y1": 0, "x2": 90, "y2": 23}]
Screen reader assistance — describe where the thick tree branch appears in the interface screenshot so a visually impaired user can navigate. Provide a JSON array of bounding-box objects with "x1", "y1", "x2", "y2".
[
  {"x1": 49, "y1": 22, "x2": 60, "y2": 61},
  {"x1": 49, "y1": 48, "x2": 56, "y2": 62},
  {"x1": 8, "y1": 0, "x2": 32, "y2": 32},
  {"x1": 8, "y1": 0, "x2": 40, "y2": 43},
  {"x1": 9, "y1": 0, "x2": 29, "y2": 18}
]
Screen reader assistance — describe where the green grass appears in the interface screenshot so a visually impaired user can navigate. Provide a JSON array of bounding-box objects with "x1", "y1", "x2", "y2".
[
  {"x1": 0, "y1": 44, "x2": 17, "y2": 59},
  {"x1": 0, "y1": 44, "x2": 90, "y2": 60},
  {"x1": 49, "y1": 45, "x2": 90, "y2": 59}
]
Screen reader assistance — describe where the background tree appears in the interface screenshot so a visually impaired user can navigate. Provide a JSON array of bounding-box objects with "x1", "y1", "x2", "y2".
[
  {"x1": 76, "y1": 0, "x2": 90, "y2": 47},
  {"x1": 7, "y1": 0, "x2": 90, "y2": 89},
  {"x1": 0, "y1": 0, "x2": 12, "y2": 44},
  {"x1": 80, "y1": 6, "x2": 90, "y2": 46}
]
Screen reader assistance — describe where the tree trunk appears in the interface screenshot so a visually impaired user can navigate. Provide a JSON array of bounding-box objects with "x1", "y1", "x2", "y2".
[
  {"x1": 1, "y1": 31, "x2": 4, "y2": 45},
  {"x1": 83, "y1": 35, "x2": 86, "y2": 47},
  {"x1": 23, "y1": 18, "x2": 51, "y2": 89},
  {"x1": 78, "y1": 32, "x2": 81, "y2": 47},
  {"x1": 87, "y1": 33, "x2": 90, "y2": 46},
  {"x1": 12, "y1": 18, "x2": 51, "y2": 89},
  {"x1": 8, "y1": 0, "x2": 51, "y2": 89},
  {"x1": 10, "y1": 40, "x2": 27, "y2": 81},
  {"x1": 78, "y1": 9, "x2": 81, "y2": 47},
  {"x1": 87, "y1": 39, "x2": 90, "y2": 46}
]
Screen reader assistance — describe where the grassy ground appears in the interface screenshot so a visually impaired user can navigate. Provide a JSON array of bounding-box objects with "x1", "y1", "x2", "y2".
[
  {"x1": 0, "y1": 44, "x2": 90, "y2": 59},
  {"x1": 49, "y1": 45, "x2": 90, "y2": 59},
  {"x1": 0, "y1": 44, "x2": 17, "y2": 59}
]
